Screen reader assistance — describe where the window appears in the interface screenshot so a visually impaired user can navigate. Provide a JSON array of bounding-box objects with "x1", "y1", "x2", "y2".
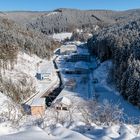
[
  {"x1": 56, "y1": 107, "x2": 61, "y2": 110},
  {"x1": 62, "y1": 107, "x2": 68, "y2": 110}
]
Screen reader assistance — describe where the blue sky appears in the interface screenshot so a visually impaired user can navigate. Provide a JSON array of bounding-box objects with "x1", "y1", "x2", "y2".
[{"x1": 0, "y1": 0, "x2": 140, "y2": 11}]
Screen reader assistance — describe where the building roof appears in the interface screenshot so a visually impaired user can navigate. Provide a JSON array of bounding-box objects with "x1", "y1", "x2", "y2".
[
  {"x1": 54, "y1": 97, "x2": 71, "y2": 106},
  {"x1": 31, "y1": 98, "x2": 45, "y2": 106},
  {"x1": 37, "y1": 61, "x2": 54, "y2": 74},
  {"x1": 60, "y1": 45, "x2": 77, "y2": 51},
  {"x1": 75, "y1": 61, "x2": 89, "y2": 70},
  {"x1": 77, "y1": 48, "x2": 90, "y2": 55}
]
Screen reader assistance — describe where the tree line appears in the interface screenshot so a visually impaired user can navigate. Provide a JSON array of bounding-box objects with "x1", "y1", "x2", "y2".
[{"x1": 87, "y1": 18, "x2": 140, "y2": 106}]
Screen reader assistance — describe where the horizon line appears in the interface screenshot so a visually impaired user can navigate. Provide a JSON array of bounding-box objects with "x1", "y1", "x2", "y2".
[{"x1": 0, "y1": 7, "x2": 140, "y2": 12}]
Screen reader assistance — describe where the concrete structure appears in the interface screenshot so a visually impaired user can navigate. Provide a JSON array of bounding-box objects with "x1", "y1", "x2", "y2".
[
  {"x1": 63, "y1": 61, "x2": 90, "y2": 74},
  {"x1": 60, "y1": 44, "x2": 77, "y2": 55},
  {"x1": 66, "y1": 47, "x2": 91, "y2": 62},
  {"x1": 66, "y1": 53, "x2": 90, "y2": 62},
  {"x1": 36, "y1": 61, "x2": 55, "y2": 81},
  {"x1": 74, "y1": 61, "x2": 90, "y2": 74}
]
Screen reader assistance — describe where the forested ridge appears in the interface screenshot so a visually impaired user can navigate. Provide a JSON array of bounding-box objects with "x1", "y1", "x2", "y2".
[
  {"x1": 0, "y1": 17, "x2": 60, "y2": 69},
  {"x1": 2, "y1": 9, "x2": 140, "y2": 35},
  {"x1": 87, "y1": 18, "x2": 140, "y2": 106}
]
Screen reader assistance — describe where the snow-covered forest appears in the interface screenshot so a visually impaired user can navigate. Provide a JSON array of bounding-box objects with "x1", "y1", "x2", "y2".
[{"x1": 87, "y1": 18, "x2": 140, "y2": 106}]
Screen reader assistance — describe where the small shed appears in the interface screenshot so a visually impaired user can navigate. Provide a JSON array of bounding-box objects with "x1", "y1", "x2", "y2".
[
  {"x1": 30, "y1": 98, "x2": 46, "y2": 116},
  {"x1": 53, "y1": 97, "x2": 71, "y2": 111}
]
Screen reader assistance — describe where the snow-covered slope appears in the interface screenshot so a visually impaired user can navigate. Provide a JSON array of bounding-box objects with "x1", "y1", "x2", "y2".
[
  {"x1": 1, "y1": 123, "x2": 140, "y2": 140},
  {"x1": 1, "y1": 52, "x2": 41, "y2": 86},
  {"x1": 94, "y1": 60, "x2": 140, "y2": 120},
  {"x1": 0, "y1": 126, "x2": 91, "y2": 140},
  {"x1": 0, "y1": 92, "x2": 21, "y2": 135},
  {"x1": 1, "y1": 52, "x2": 55, "y2": 95}
]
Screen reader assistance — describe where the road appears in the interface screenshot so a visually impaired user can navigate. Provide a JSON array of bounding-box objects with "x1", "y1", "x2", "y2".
[{"x1": 44, "y1": 56, "x2": 64, "y2": 106}]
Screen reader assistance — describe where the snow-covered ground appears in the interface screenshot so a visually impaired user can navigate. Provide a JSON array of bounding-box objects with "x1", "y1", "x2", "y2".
[
  {"x1": 1, "y1": 115, "x2": 140, "y2": 140},
  {"x1": 94, "y1": 60, "x2": 140, "y2": 122},
  {"x1": 51, "y1": 32, "x2": 72, "y2": 42},
  {"x1": 56, "y1": 55, "x2": 91, "y2": 99},
  {"x1": 0, "y1": 125, "x2": 92, "y2": 140},
  {"x1": 45, "y1": 46, "x2": 140, "y2": 139},
  {"x1": 0, "y1": 92, "x2": 22, "y2": 136},
  {"x1": 1, "y1": 43, "x2": 140, "y2": 140}
]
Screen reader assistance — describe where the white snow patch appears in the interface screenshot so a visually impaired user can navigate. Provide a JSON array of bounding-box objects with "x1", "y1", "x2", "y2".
[
  {"x1": 52, "y1": 32, "x2": 72, "y2": 41},
  {"x1": 0, "y1": 126, "x2": 91, "y2": 140},
  {"x1": 94, "y1": 60, "x2": 112, "y2": 86},
  {"x1": 47, "y1": 12, "x2": 58, "y2": 16}
]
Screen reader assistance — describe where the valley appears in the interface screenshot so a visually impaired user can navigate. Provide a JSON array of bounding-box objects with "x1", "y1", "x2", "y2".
[{"x1": 0, "y1": 7, "x2": 140, "y2": 140}]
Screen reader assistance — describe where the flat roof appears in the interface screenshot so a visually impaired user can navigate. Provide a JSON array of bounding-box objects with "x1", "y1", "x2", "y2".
[
  {"x1": 30, "y1": 98, "x2": 45, "y2": 106},
  {"x1": 39, "y1": 61, "x2": 54, "y2": 73},
  {"x1": 61, "y1": 44, "x2": 77, "y2": 48},
  {"x1": 75, "y1": 61, "x2": 89, "y2": 70},
  {"x1": 54, "y1": 97, "x2": 71, "y2": 106},
  {"x1": 77, "y1": 48, "x2": 90, "y2": 55}
]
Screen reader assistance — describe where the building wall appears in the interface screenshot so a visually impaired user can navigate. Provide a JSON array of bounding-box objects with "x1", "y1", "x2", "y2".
[
  {"x1": 67, "y1": 54, "x2": 91, "y2": 62},
  {"x1": 36, "y1": 71, "x2": 54, "y2": 81},
  {"x1": 31, "y1": 106, "x2": 45, "y2": 116},
  {"x1": 55, "y1": 104, "x2": 69, "y2": 111},
  {"x1": 75, "y1": 68, "x2": 89, "y2": 74},
  {"x1": 36, "y1": 73, "x2": 44, "y2": 80}
]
